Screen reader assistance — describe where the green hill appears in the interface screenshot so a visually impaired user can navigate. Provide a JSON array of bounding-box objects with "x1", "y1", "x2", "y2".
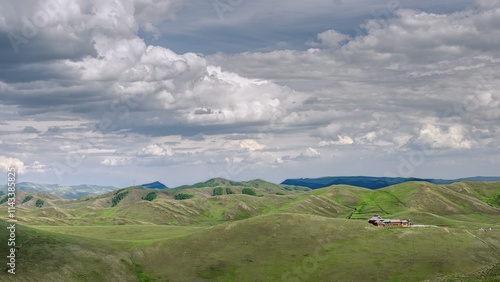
[
  {"x1": 0, "y1": 181, "x2": 499, "y2": 281},
  {"x1": 2, "y1": 181, "x2": 499, "y2": 228}
]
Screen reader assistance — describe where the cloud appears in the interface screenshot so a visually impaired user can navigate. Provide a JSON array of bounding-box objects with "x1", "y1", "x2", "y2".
[
  {"x1": 0, "y1": 0, "x2": 300, "y2": 136},
  {"x1": 308, "y1": 29, "x2": 351, "y2": 48},
  {"x1": 210, "y1": 1, "x2": 500, "y2": 155},
  {"x1": 238, "y1": 139, "x2": 267, "y2": 151},
  {"x1": 22, "y1": 126, "x2": 41, "y2": 134},
  {"x1": 101, "y1": 157, "x2": 131, "y2": 167},
  {"x1": 0, "y1": 156, "x2": 25, "y2": 173},
  {"x1": 319, "y1": 135, "x2": 354, "y2": 146},
  {"x1": 415, "y1": 124, "x2": 476, "y2": 149},
  {"x1": 0, "y1": 0, "x2": 499, "y2": 186},
  {"x1": 137, "y1": 144, "x2": 174, "y2": 157},
  {"x1": 27, "y1": 161, "x2": 46, "y2": 172},
  {"x1": 282, "y1": 147, "x2": 321, "y2": 162}
]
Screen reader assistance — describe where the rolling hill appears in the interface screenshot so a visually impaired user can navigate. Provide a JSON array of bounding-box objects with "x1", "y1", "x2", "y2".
[
  {"x1": 0, "y1": 213, "x2": 498, "y2": 281},
  {"x1": 0, "y1": 180, "x2": 499, "y2": 281},
  {"x1": 3, "y1": 180, "x2": 499, "y2": 228}
]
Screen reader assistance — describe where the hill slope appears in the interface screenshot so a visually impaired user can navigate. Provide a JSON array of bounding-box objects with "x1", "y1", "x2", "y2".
[
  {"x1": 3, "y1": 181, "x2": 499, "y2": 228},
  {"x1": 1, "y1": 213, "x2": 498, "y2": 282},
  {"x1": 0, "y1": 181, "x2": 499, "y2": 281}
]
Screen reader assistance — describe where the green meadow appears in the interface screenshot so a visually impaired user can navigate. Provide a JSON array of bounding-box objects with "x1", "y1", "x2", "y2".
[{"x1": 0, "y1": 180, "x2": 499, "y2": 281}]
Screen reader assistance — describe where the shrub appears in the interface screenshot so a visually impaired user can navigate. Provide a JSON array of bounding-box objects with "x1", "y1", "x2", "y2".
[
  {"x1": 22, "y1": 195, "x2": 34, "y2": 204},
  {"x1": 486, "y1": 194, "x2": 500, "y2": 208},
  {"x1": 241, "y1": 188, "x2": 257, "y2": 196},
  {"x1": 112, "y1": 191, "x2": 129, "y2": 207},
  {"x1": 142, "y1": 192, "x2": 158, "y2": 201},
  {"x1": 225, "y1": 188, "x2": 234, "y2": 195},
  {"x1": 35, "y1": 199, "x2": 44, "y2": 208},
  {"x1": 212, "y1": 187, "x2": 223, "y2": 196},
  {"x1": 174, "y1": 193, "x2": 194, "y2": 200},
  {"x1": 113, "y1": 188, "x2": 127, "y2": 195},
  {"x1": 0, "y1": 196, "x2": 8, "y2": 205}
]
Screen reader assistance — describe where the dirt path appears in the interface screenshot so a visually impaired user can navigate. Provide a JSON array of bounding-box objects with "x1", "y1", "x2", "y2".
[{"x1": 463, "y1": 229, "x2": 500, "y2": 254}]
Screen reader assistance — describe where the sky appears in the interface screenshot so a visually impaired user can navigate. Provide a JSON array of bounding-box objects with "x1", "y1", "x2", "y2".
[{"x1": 0, "y1": 0, "x2": 499, "y2": 188}]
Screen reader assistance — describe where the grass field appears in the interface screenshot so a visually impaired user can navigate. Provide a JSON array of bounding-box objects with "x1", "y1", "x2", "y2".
[{"x1": 0, "y1": 181, "x2": 499, "y2": 281}]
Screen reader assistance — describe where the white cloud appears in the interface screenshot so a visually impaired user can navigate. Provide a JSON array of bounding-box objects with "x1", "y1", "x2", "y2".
[
  {"x1": 101, "y1": 157, "x2": 131, "y2": 167},
  {"x1": 416, "y1": 124, "x2": 475, "y2": 149},
  {"x1": 238, "y1": 139, "x2": 267, "y2": 151},
  {"x1": 282, "y1": 147, "x2": 321, "y2": 162},
  {"x1": 319, "y1": 135, "x2": 354, "y2": 146},
  {"x1": 0, "y1": 156, "x2": 25, "y2": 174},
  {"x1": 137, "y1": 144, "x2": 173, "y2": 157},
  {"x1": 27, "y1": 161, "x2": 46, "y2": 172}
]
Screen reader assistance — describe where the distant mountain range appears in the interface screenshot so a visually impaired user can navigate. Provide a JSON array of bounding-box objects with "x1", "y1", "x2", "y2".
[
  {"x1": 0, "y1": 182, "x2": 118, "y2": 199},
  {"x1": 281, "y1": 176, "x2": 500, "y2": 189}
]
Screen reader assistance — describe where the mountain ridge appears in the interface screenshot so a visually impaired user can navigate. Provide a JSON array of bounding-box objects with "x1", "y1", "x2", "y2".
[
  {"x1": 281, "y1": 176, "x2": 500, "y2": 189},
  {"x1": 140, "y1": 181, "x2": 168, "y2": 189},
  {"x1": 0, "y1": 182, "x2": 118, "y2": 199}
]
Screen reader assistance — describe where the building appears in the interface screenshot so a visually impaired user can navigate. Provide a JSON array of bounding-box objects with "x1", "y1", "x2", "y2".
[{"x1": 367, "y1": 215, "x2": 412, "y2": 227}]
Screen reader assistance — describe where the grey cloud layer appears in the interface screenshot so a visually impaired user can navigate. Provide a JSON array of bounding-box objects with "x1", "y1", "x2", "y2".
[{"x1": 0, "y1": 0, "x2": 498, "y2": 186}]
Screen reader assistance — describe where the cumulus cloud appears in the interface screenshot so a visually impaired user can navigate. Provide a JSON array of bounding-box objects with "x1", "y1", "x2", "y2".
[
  {"x1": 211, "y1": 1, "x2": 500, "y2": 154},
  {"x1": 0, "y1": 156, "x2": 25, "y2": 173},
  {"x1": 308, "y1": 29, "x2": 351, "y2": 48},
  {"x1": 101, "y1": 157, "x2": 132, "y2": 167},
  {"x1": 238, "y1": 139, "x2": 267, "y2": 151},
  {"x1": 27, "y1": 161, "x2": 46, "y2": 172},
  {"x1": 282, "y1": 147, "x2": 321, "y2": 162},
  {"x1": 416, "y1": 124, "x2": 476, "y2": 149},
  {"x1": 319, "y1": 135, "x2": 354, "y2": 146},
  {"x1": 137, "y1": 144, "x2": 174, "y2": 157}
]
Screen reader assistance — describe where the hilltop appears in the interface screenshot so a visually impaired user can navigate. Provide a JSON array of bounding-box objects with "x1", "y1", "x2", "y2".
[{"x1": 139, "y1": 181, "x2": 168, "y2": 189}]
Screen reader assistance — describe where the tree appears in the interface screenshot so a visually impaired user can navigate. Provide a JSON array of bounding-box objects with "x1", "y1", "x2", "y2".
[
  {"x1": 174, "y1": 193, "x2": 194, "y2": 200},
  {"x1": 225, "y1": 188, "x2": 235, "y2": 195},
  {"x1": 142, "y1": 192, "x2": 158, "y2": 201},
  {"x1": 241, "y1": 188, "x2": 257, "y2": 196},
  {"x1": 22, "y1": 195, "x2": 33, "y2": 203},
  {"x1": 212, "y1": 187, "x2": 223, "y2": 196},
  {"x1": 112, "y1": 191, "x2": 129, "y2": 207},
  {"x1": 0, "y1": 196, "x2": 8, "y2": 205},
  {"x1": 35, "y1": 199, "x2": 44, "y2": 208}
]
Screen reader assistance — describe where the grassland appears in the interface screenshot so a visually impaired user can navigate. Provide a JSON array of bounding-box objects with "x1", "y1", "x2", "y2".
[{"x1": 0, "y1": 181, "x2": 499, "y2": 281}]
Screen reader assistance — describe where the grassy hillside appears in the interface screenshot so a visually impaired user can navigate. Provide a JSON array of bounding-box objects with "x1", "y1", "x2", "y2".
[
  {"x1": 349, "y1": 181, "x2": 500, "y2": 228},
  {"x1": 2, "y1": 181, "x2": 499, "y2": 228},
  {"x1": 0, "y1": 181, "x2": 499, "y2": 281}
]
